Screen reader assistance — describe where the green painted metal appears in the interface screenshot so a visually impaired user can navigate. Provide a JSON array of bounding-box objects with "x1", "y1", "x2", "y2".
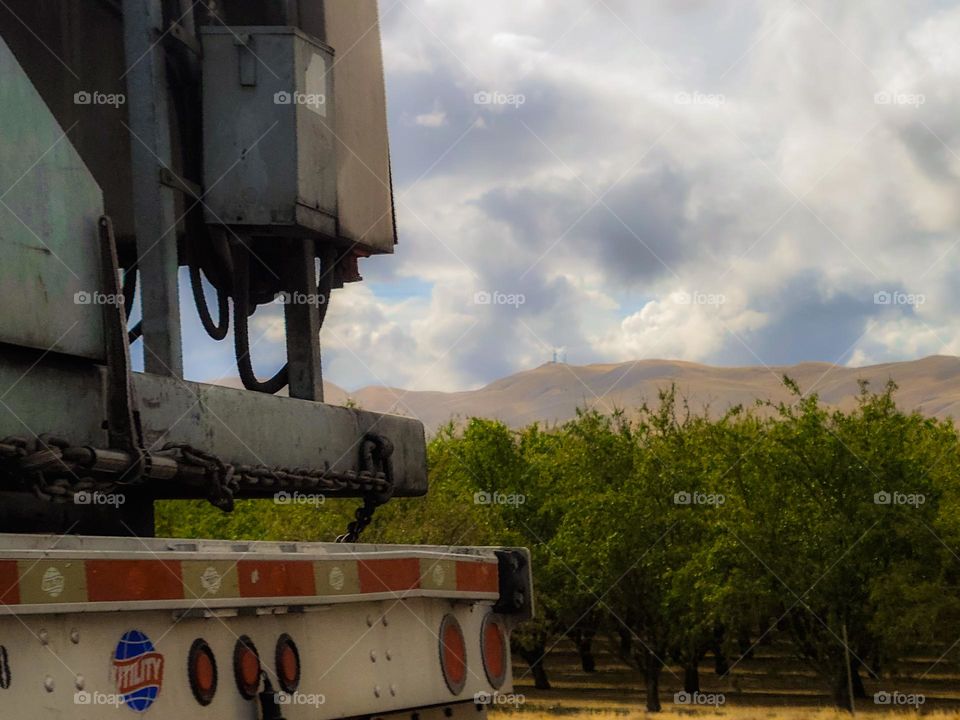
[{"x1": 0, "y1": 35, "x2": 106, "y2": 361}]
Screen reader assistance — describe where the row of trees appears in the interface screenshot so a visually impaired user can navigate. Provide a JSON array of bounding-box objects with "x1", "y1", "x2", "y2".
[{"x1": 157, "y1": 380, "x2": 960, "y2": 712}]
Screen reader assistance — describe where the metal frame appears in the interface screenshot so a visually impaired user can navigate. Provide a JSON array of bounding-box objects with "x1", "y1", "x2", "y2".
[{"x1": 122, "y1": 0, "x2": 184, "y2": 377}]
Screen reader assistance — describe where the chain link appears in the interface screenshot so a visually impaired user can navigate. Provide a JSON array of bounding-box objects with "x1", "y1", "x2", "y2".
[
  {"x1": 0, "y1": 433, "x2": 396, "y2": 534},
  {"x1": 337, "y1": 434, "x2": 395, "y2": 543}
]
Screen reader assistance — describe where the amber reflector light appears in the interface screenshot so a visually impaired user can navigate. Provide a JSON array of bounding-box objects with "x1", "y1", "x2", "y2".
[
  {"x1": 275, "y1": 634, "x2": 301, "y2": 693},
  {"x1": 188, "y1": 639, "x2": 218, "y2": 706},
  {"x1": 481, "y1": 615, "x2": 507, "y2": 688},
  {"x1": 439, "y1": 614, "x2": 467, "y2": 694},
  {"x1": 233, "y1": 636, "x2": 261, "y2": 699}
]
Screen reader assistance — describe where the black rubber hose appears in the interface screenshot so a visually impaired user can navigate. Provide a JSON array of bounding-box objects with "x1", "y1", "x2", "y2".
[
  {"x1": 232, "y1": 244, "x2": 289, "y2": 394},
  {"x1": 188, "y1": 241, "x2": 230, "y2": 341},
  {"x1": 316, "y1": 249, "x2": 335, "y2": 328},
  {"x1": 122, "y1": 267, "x2": 142, "y2": 344},
  {"x1": 122, "y1": 266, "x2": 137, "y2": 319}
]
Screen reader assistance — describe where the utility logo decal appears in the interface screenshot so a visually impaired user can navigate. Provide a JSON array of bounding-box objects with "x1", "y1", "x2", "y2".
[{"x1": 112, "y1": 630, "x2": 164, "y2": 712}]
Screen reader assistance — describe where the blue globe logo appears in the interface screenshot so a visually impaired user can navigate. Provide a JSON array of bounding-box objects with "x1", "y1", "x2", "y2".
[{"x1": 113, "y1": 630, "x2": 165, "y2": 712}]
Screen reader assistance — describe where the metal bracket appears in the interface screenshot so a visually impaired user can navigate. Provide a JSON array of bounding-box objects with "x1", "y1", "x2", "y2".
[
  {"x1": 98, "y1": 216, "x2": 143, "y2": 454},
  {"x1": 234, "y1": 33, "x2": 258, "y2": 87},
  {"x1": 165, "y1": 19, "x2": 202, "y2": 57},
  {"x1": 159, "y1": 167, "x2": 203, "y2": 201},
  {"x1": 493, "y1": 549, "x2": 534, "y2": 620}
]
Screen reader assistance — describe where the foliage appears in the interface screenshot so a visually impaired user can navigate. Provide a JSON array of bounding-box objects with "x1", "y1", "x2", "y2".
[{"x1": 156, "y1": 379, "x2": 960, "y2": 712}]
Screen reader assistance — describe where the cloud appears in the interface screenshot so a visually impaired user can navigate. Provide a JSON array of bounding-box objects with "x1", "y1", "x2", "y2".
[
  {"x1": 414, "y1": 100, "x2": 448, "y2": 127},
  {"x1": 182, "y1": 1, "x2": 960, "y2": 393}
]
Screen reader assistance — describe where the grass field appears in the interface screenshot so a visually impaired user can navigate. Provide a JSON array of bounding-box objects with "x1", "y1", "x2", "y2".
[{"x1": 498, "y1": 640, "x2": 960, "y2": 718}]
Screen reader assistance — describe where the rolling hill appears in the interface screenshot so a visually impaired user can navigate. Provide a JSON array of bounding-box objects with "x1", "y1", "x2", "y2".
[{"x1": 212, "y1": 355, "x2": 960, "y2": 433}]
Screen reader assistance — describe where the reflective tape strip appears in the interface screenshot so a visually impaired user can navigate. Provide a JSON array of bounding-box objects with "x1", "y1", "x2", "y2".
[
  {"x1": 238, "y1": 560, "x2": 315, "y2": 598},
  {"x1": 358, "y1": 558, "x2": 421, "y2": 593},
  {"x1": 181, "y1": 560, "x2": 240, "y2": 600},
  {"x1": 315, "y1": 560, "x2": 360, "y2": 595},
  {"x1": 456, "y1": 560, "x2": 499, "y2": 593},
  {"x1": 0, "y1": 555, "x2": 499, "y2": 606},
  {"x1": 19, "y1": 560, "x2": 86, "y2": 604},
  {"x1": 420, "y1": 558, "x2": 457, "y2": 591},
  {"x1": 86, "y1": 560, "x2": 183, "y2": 602},
  {"x1": 0, "y1": 561, "x2": 18, "y2": 605}
]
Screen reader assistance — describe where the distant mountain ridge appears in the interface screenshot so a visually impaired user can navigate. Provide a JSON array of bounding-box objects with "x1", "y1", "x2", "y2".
[{"x1": 212, "y1": 355, "x2": 960, "y2": 432}]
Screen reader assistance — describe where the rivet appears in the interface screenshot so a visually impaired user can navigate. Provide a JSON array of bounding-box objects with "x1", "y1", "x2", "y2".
[
  {"x1": 75, "y1": 675, "x2": 85, "y2": 690},
  {"x1": 390, "y1": 684, "x2": 397, "y2": 696},
  {"x1": 370, "y1": 650, "x2": 377, "y2": 662},
  {"x1": 43, "y1": 676, "x2": 54, "y2": 692},
  {"x1": 70, "y1": 629, "x2": 80, "y2": 644},
  {"x1": 385, "y1": 649, "x2": 392, "y2": 661},
  {"x1": 366, "y1": 615, "x2": 374, "y2": 627},
  {"x1": 382, "y1": 614, "x2": 389, "y2": 627},
  {"x1": 38, "y1": 629, "x2": 49, "y2": 645},
  {"x1": 374, "y1": 685, "x2": 382, "y2": 698}
]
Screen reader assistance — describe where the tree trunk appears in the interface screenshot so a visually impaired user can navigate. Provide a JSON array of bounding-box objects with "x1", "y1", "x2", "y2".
[
  {"x1": 683, "y1": 663, "x2": 700, "y2": 694},
  {"x1": 832, "y1": 670, "x2": 853, "y2": 711},
  {"x1": 575, "y1": 629, "x2": 596, "y2": 673},
  {"x1": 517, "y1": 646, "x2": 551, "y2": 690},
  {"x1": 619, "y1": 627, "x2": 632, "y2": 658},
  {"x1": 712, "y1": 625, "x2": 729, "y2": 676},
  {"x1": 713, "y1": 647, "x2": 729, "y2": 676},
  {"x1": 851, "y1": 660, "x2": 866, "y2": 699},
  {"x1": 644, "y1": 663, "x2": 662, "y2": 712}
]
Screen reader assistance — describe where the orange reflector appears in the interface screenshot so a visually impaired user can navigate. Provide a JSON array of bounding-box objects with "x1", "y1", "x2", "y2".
[
  {"x1": 188, "y1": 639, "x2": 218, "y2": 706},
  {"x1": 481, "y1": 615, "x2": 507, "y2": 688},
  {"x1": 233, "y1": 636, "x2": 261, "y2": 699},
  {"x1": 275, "y1": 634, "x2": 301, "y2": 693},
  {"x1": 439, "y1": 614, "x2": 467, "y2": 694}
]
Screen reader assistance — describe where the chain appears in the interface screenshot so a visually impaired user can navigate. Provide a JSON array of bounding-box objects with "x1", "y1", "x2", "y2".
[
  {"x1": 337, "y1": 497, "x2": 380, "y2": 544},
  {"x1": 337, "y1": 434, "x2": 395, "y2": 543},
  {"x1": 0, "y1": 433, "x2": 395, "y2": 516},
  {"x1": 0, "y1": 435, "x2": 127, "y2": 504},
  {"x1": 161, "y1": 444, "x2": 238, "y2": 512}
]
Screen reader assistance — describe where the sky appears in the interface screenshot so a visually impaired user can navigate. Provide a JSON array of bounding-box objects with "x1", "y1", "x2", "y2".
[{"x1": 183, "y1": 0, "x2": 960, "y2": 392}]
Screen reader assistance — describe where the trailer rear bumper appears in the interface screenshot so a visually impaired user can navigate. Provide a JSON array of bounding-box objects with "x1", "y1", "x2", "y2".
[{"x1": 0, "y1": 534, "x2": 532, "y2": 718}]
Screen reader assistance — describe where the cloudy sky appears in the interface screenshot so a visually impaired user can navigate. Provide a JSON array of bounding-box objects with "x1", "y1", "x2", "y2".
[{"x1": 182, "y1": 0, "x2": 960, "y2": 392}]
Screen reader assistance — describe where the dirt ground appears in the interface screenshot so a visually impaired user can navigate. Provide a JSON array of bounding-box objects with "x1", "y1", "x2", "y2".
[{"x1": 496, "y1": 640, "x2": 960, "y2": 718}]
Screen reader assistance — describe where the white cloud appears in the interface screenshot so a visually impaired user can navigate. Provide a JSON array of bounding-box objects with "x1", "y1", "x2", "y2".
[
  {"x1": 414, "y1": 100, "x2": 448, "y2": 127},
  {"x1": 255, "y1": 0, "x2": 960, "y2": 392}
]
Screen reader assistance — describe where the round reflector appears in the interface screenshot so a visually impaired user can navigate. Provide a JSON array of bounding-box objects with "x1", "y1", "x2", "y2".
[
  {"x1": 233, "y1": 636, "x2": 261, "y2": 699},
  {"x1": 275, "y1": 634, "x2": 301, "y2": 693},
  {"x1": 481, "y1": 615, "x2": 507, "y2": 688},
  {"x1": 439, "y1": 614, "x2": 467, "y2": 695},
  {"x1": 188, "y1": 639, "x2": 218, "y2": 706}
]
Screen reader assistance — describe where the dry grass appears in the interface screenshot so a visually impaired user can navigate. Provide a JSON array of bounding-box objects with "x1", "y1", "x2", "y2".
[
  {"x1": 496, "y1": 640, "x2": 960, "y2": 719},
  {"x1": 496, "y1": 711, "x2": 960, "y2": 720}
]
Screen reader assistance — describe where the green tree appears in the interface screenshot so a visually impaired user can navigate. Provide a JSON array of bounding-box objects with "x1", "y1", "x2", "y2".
[{"x1": 719, "y1": 380, "x2": 949, "y2": 709}]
